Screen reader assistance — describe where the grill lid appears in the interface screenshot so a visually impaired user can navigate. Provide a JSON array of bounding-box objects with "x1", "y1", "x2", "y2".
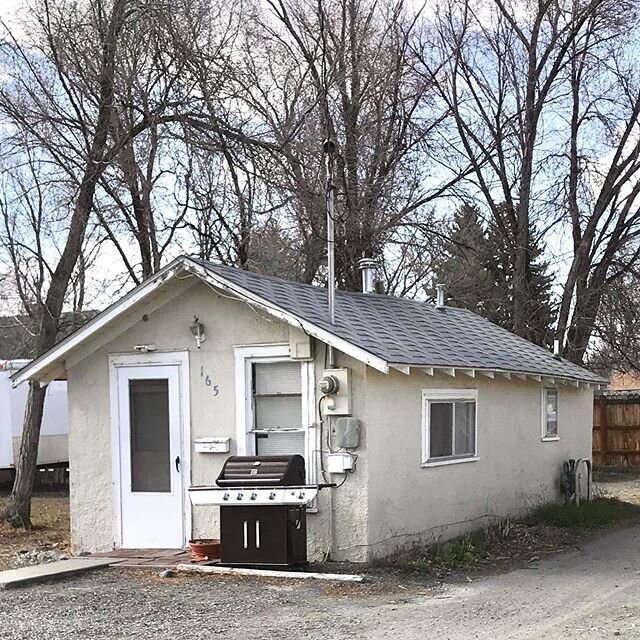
[{"x1": 216, "y1": 455, "x2": 306, "y2": 487}]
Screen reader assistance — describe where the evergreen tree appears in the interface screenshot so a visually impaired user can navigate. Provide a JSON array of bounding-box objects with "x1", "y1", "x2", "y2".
[
  {"x1": 485, "y1": 218, "x2": 556, "y2": 346},
  {"x1": 435, "y1": 204, "x2": 556, "y2": 346},
  {"x1": 433, "y1": 204, "x2": 496, "y2": 316}
]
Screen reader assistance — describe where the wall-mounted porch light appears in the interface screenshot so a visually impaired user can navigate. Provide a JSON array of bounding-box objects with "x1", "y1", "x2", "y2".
[{"x1": 190, "y1": 316, "x2": 206, "y2": 349}]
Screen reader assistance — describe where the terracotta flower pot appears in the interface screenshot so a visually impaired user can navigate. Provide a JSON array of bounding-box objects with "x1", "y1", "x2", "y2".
[{"x1": 188, "y1": 538, "x2": 221, "y2": 562}]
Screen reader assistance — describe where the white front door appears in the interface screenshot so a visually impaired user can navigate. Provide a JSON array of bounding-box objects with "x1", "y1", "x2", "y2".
[{"x1": 116, "y1": 364, "x2": 185, "y2": 548}]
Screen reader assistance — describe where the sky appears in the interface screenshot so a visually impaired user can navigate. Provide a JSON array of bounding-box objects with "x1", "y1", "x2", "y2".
[
  {"x1": 0, "y1": 0, "x2": 22, "y2": 28},
  {"x1": 0, "y1": 0, "x2": 151, "y2": 313},
  {"x1": 0, "y1": 0, "x2": 599, "y2": 317}
]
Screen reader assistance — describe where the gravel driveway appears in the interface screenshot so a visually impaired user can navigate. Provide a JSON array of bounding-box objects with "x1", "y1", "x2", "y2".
[{"x1": 2, "y1": 523, "x2": 640, "y2": 639}]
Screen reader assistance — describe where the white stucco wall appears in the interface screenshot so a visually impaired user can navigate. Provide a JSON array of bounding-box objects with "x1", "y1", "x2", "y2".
[
  {"x1": 364, "y1": 368, "x2": 593, "y2": 559},
  {"x1": 66, "y1": 279, "x2": 370, "y2": 560}
]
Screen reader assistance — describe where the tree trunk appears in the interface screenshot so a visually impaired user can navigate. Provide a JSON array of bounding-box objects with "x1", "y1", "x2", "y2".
[
  {"x1": 4, "y1": 0, "x2": 129, "y2": 528},
  {"x1": 4, "y1": 382, "x2": 48, "y2": 528}
]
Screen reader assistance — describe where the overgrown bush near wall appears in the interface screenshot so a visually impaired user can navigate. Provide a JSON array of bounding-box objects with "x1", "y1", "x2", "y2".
[
  {"x1": 530, "y1": 498, "x2": 640, "y2": 529},
  {"x1": 374, "y1": 498, "x2": 640, "y2": 576}
]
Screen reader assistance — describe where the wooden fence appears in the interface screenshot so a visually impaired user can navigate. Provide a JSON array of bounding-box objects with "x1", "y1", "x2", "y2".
[{"x1": 593, "y1": 393, "x2": 640, "y2": 466}]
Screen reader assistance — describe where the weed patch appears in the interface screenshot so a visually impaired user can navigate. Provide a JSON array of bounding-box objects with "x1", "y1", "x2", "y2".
[
  {"x1": 374, "y1": 520, "x2": 576, "y2": 576},
  {"x1": 530, "y1": 497, "x2": 640, "y2": 529},
  {"x1": 375, "y1": 498, "x2": 640, "y2": 579}
]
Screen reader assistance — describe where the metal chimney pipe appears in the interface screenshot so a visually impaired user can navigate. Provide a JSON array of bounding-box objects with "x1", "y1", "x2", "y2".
[
  {"x1": 323, "y1": 138, "x2": 336, "y2": 367},
  {"x1": 358, "y1": 258, "x2": 376, "y2": 293},
  {"x1": 436, "y1": 284, "x2": 446, "y2": 308},
  {"x1": 553, "y1": 339, "x2": 561, "y2": 357}
]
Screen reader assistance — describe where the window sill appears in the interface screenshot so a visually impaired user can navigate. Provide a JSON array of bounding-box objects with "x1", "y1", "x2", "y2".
[
  {"x1": 421, "y1": 456, "x2": 479, "y2": 468},
  {"x1": 542, "y1": 436, "x2": 560, "y2": 442}
]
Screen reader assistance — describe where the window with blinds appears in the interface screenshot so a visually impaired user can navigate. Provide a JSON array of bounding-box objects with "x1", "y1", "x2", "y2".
[{"x1": 252, "y1": 361, "x2": 305, "y2": 458}]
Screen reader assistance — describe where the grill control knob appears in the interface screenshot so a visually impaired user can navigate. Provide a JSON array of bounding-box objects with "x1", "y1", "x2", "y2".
[
  {"x1": 250, "y1": 492, "x2": 257, "y2": 500},
  {"x1": 269, "y1": 491, "x2": 276, "y2": 500},
  {"x1": 298, "y1": 491, "x2": 305, "y2": 500},
  {"x1": 222, "y1": 492, "x2": 230, "y2": 501},
  {"x1": 236, "y1": 492, "x2": 243, "y2": 500}
]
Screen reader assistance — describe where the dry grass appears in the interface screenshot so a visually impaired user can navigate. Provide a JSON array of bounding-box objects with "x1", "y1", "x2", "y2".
[
  {"x1": 0, "y1": 491, "x2": 70, "y2": 569},
  {"x1": 375, "y1": 520, "x2": 582, "y2": 579},
  {"x1": 376, "y1": 497, "x2": 640, "y2": 580}
]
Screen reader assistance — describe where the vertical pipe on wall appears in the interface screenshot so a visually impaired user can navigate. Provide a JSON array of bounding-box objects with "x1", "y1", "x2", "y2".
[{"x1": 323, "y1": 139, "x2": 336, "y2": 368}]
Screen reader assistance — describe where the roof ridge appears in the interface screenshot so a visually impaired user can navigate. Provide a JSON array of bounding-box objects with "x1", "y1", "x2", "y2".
[{"x1": 202, "y1": 258, "x2": 445, "y2": 307}]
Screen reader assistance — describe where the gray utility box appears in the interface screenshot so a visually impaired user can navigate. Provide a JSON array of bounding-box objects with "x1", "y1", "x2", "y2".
[{"x1": 334, "y1": 417, "x2": 361, "y2": 449}]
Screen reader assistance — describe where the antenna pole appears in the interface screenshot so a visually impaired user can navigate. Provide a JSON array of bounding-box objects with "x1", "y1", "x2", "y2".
[{"x1": 323, "y1": 138, "x2": 336, "y2": 367}]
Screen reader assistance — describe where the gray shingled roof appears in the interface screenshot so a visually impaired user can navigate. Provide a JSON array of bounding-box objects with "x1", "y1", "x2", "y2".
[{"x1": 202, "y1": 261, "x2": 605, "y2": 384}]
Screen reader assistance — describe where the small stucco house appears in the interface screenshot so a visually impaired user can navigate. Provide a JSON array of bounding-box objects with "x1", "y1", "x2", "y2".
[{"x1": 13, "y1": 256, "x2": 605, "y2": 562}]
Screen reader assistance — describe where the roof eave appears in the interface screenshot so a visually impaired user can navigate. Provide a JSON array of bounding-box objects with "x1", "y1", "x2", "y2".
[
  {"x1": 185, "y1": 260, "x2": 390, "y2": 374},
  {"x1": 389, "y1": 363, "x2": 607, "y2": 387},
  {"x1": 12, "y1": 256, "x2": 391, "y2": 385},
  {"x1": 11, "y1": 257, "x2": 193, "y2": 386}
]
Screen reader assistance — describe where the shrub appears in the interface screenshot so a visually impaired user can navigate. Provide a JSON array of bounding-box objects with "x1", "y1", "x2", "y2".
[{"x1": 530, "y1": 498, "x2": 640, "y2": 529}]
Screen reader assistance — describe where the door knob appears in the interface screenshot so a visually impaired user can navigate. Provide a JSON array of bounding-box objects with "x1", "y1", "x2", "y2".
[{"x1": 175, "y1": 456, "x2": 181, "y2": 472}]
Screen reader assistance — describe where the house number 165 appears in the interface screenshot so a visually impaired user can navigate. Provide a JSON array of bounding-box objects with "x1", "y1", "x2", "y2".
[{"x1": 201, "y1": 366, "x2": 220, "y2": 396}]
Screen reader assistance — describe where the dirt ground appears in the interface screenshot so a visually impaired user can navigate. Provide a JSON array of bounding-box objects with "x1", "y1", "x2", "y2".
[
  {"x1": 1, "y1": 476, "x2": 640, "y2": 638},
  {"x1": 0, "y1": 473, "x2": 636, "y2": 572},
  {"x1": 0, "y1": 490, "x2": 70, "y2": 570},
  {"x1": 2, "y1": 523, "x2": 640, "y2": 639},
  {"x1": 594, "y1": 468, "x2": 640, "y2": 504}
]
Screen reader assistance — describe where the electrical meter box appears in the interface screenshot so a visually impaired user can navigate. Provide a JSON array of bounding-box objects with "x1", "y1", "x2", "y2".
[
  {"x1": 321, "y1": 368, "x2": 351, "y2": 415},
  {"x1": 334, "y1": 417, "x2": 361, "y2": 449}
]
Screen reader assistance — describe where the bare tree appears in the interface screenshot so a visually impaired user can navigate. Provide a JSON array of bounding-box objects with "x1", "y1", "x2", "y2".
[
  {"x1": 588, "y1": 266, "x2": 640, "y2": 374},
  {"x1": 0, "y1": 0, "x2": 181, "y2": 526},
  {"x1": 554, "y1": 7, "x2": 640, "y2": 362},
  {"x1": 418, "y1": 0, "x2": 637, "y2": 354},
  {"x1": 93, "y1": 1, "x2": 224, "y2": 283},
  {"x1": 226, "y1": 0, "x2": 454, "y2": 288}
]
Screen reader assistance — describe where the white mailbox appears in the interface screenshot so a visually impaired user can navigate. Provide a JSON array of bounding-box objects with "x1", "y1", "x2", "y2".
[{"x1": 194, "y1": 437, "x2": 230, "y2": 454}]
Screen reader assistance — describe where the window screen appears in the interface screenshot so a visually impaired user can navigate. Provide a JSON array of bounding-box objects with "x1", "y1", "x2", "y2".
[
  {"x1": 430, "y1": 403, "x2": 453, "y2": 457},
  {"x1": 427, "y1": 399, "x2": 476, "y2": 461},
  {"x1": 252, "y1": 361, "x2": 304, "y2": 457},
  {"x1": 253, "y1": 361, "x2": 302, "y2": 430},
  {"x1": 129, "y1": 379, "x2": 170, "y2": 493},
  {"x1": 255, "y1": 431, "x2": 305, "y2": 457}
]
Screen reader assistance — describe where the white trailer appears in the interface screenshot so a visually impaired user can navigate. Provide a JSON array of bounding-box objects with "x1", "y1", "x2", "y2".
[{"x1": 0, "y1": 360, "x2": 68, "y2": 470}]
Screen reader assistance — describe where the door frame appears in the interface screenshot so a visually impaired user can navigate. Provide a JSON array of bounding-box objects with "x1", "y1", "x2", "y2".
[{"x1": 109, "y1": 351, "x2": 191, "y2": 549}]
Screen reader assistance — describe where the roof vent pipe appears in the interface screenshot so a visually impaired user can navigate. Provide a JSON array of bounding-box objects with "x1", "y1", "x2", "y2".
[
  {"x1": 553, "y1": 338, "x2": 561, "y2": 358},
  {"x1": 358, "y1": 258, "x2": 376, "y2": 293},
  {"x1": 435, "y1": 284, "x2": 446, "y2": 309}
]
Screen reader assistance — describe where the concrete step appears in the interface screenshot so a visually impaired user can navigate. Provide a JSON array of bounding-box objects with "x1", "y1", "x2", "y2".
[{"x1": 0, "y1": 558, "x2": 121, "y2": 589}]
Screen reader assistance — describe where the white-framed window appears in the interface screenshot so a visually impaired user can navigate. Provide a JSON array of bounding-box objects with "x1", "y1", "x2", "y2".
[
  {"x1": 252, "y1": 360, "x2": 305, "y2": 456},
  {"x1": 422, "y1": 389, "x2": 478, "y2": 467},
  {"x1": 234, "y1": 344, "x2": 315, "y2": 485},
  {"x1": 542, "y1": 387, "x2": 559, "y2": 440}
]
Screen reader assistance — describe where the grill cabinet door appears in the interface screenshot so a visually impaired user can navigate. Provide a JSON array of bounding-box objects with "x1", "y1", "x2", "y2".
[
  {"x1": 286, "y1": 506, "x2": 307, "y2": 564},
  {"x1": 220, "y1": 506, "x2": 303, "y2": 566}
]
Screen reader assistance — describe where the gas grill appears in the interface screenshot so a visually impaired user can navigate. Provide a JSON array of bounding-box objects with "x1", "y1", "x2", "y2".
[{"x1": 188, "y1": 455, "x2": 321, "y2": 567}]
